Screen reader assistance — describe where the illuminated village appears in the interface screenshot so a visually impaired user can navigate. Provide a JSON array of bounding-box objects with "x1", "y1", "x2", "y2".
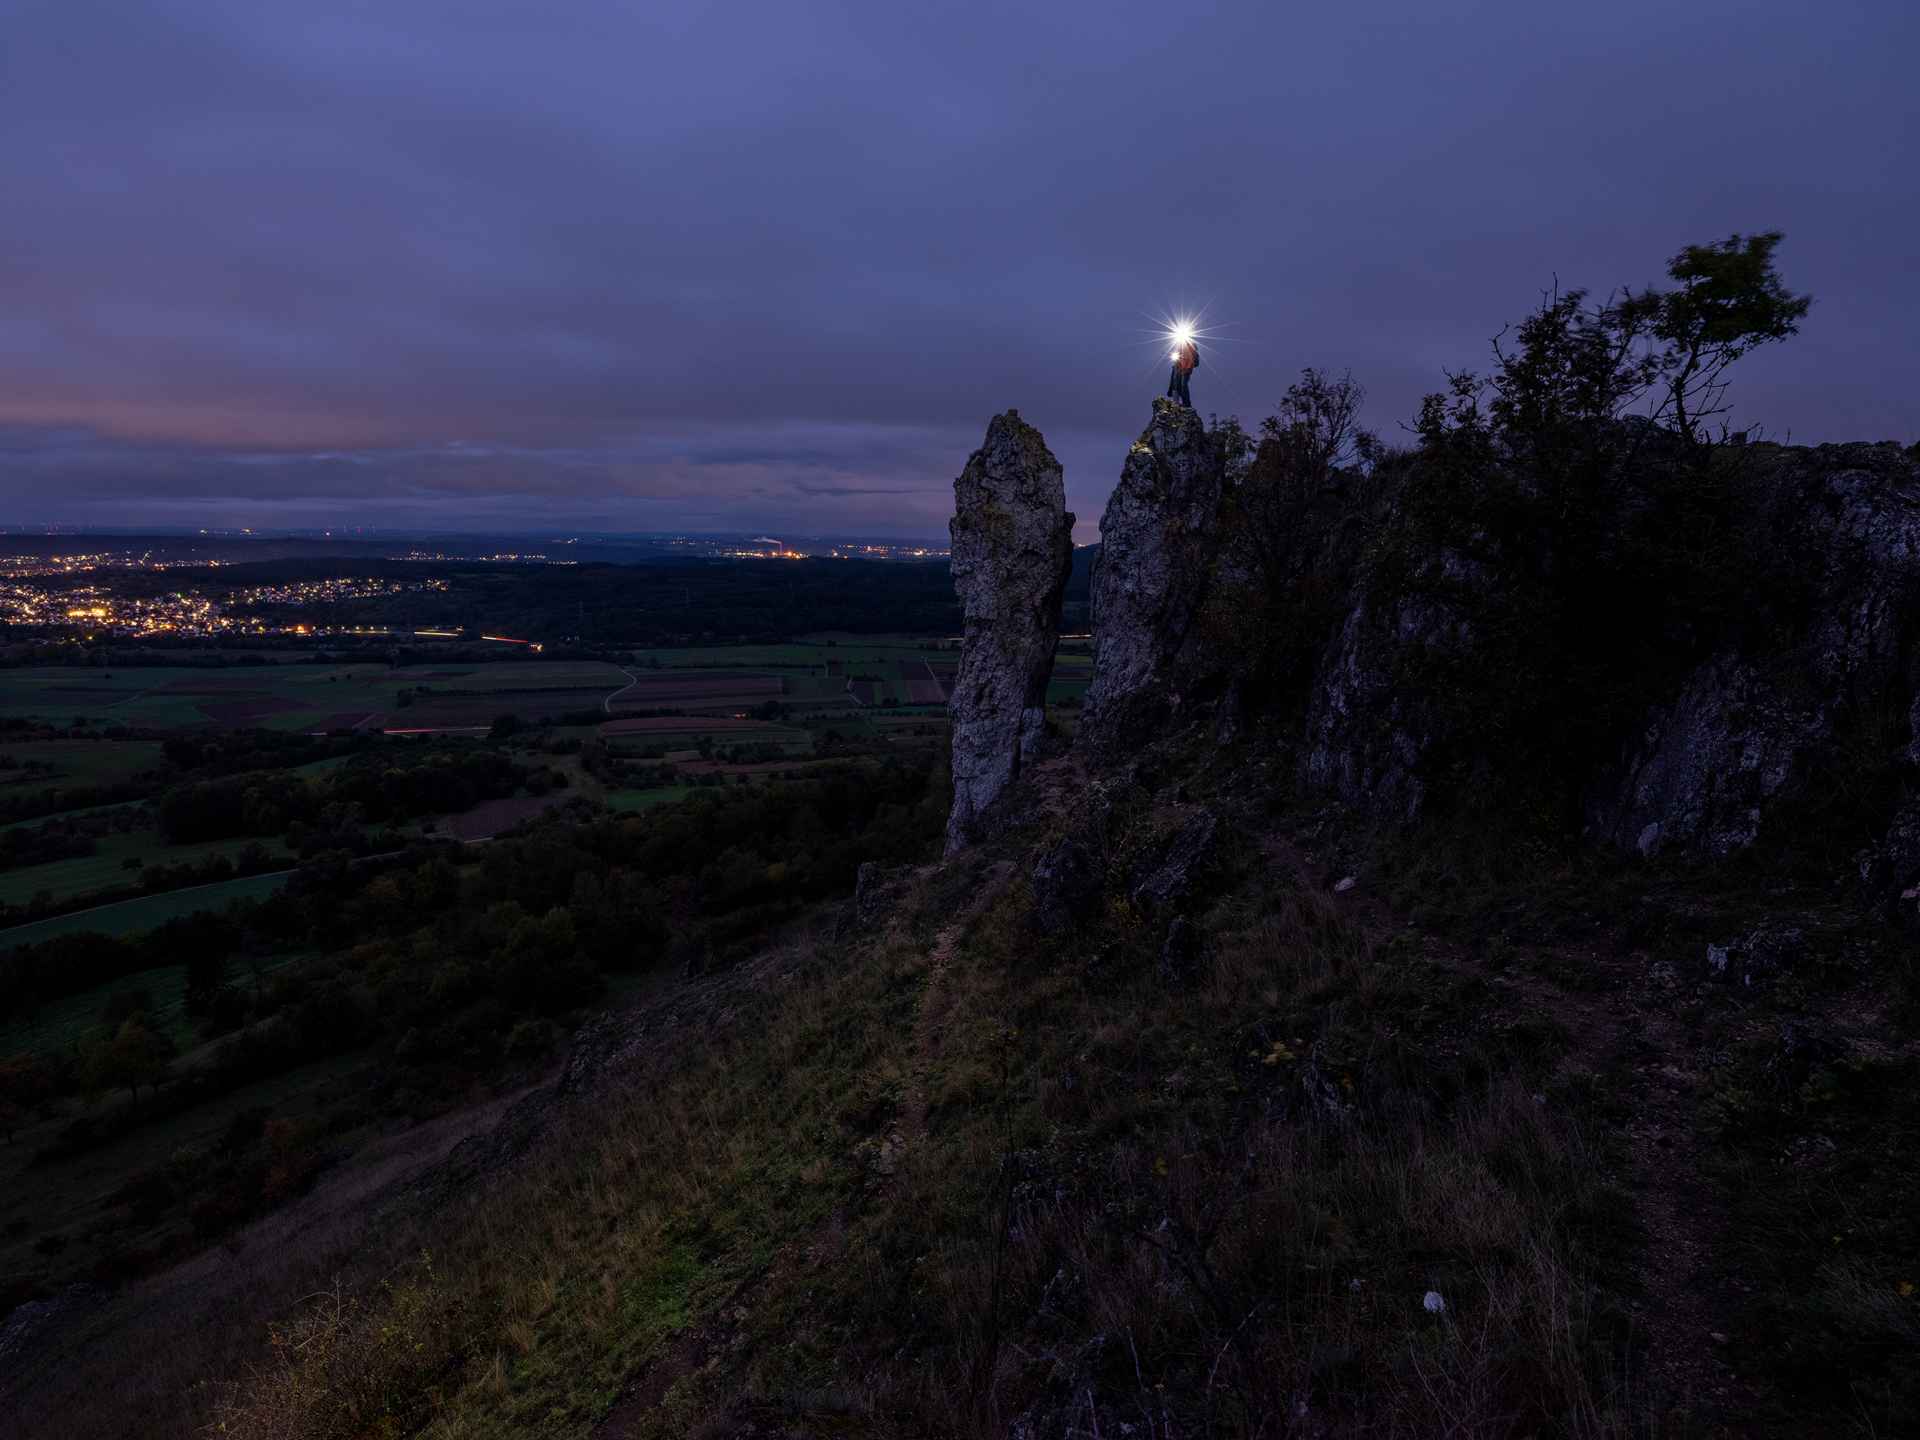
[{"x1": 0, "y1": 568, "x2": 450, "y2": 641}]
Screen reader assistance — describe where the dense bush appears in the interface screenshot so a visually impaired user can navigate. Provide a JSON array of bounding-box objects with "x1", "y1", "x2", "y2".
[
  {"x1": 156, "y1": 746, "x2": 531, "y2": 843},
  {"x1": 0, "y1": 820, "x2": 96, "y2": 871}
]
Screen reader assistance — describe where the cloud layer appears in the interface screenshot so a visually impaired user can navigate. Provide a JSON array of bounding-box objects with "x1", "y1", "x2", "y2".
[{"x1": 2, "y1": 0, "x2": 1913, "y2": 538}]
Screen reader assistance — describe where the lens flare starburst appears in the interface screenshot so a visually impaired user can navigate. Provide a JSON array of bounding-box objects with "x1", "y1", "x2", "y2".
[
  {"x1": 1141, "y1": 307, "x2": 1226, "y2": 362},
  {"x1": 1133, "y1": 303, "x2": 1248, "y2": 410}
]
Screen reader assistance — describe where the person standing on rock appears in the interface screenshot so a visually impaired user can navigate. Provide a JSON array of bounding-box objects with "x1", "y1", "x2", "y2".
[{"x1": 1167, "y1": 334, "x2": 1199, "y2": 407}]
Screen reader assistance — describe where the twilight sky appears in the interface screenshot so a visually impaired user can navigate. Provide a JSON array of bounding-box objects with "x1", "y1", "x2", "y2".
[{"x1": 2, "y1": 0, "x2": 1913, "y2": 541}]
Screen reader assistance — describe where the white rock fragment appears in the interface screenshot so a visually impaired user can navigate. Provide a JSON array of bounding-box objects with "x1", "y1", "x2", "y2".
[
  {"x1": 1422, "y1": 1290, "x2": 1446, "y2": 1315},
  {"x1": 1334, "y1": 876, "x2": 1357, "y2": 893}
]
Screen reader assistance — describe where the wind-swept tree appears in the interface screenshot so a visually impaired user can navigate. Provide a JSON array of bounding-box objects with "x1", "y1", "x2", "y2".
[
  {"x1": 1626, "y1": 230, "x2": 1812, "y2": 446},
  {"x1": 1424, "y1": 232, "x2": 1810, "y2": 463}
]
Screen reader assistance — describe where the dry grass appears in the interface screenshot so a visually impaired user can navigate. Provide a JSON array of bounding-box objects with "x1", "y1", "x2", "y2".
[
  {"x1": 39, "y1": 829, "x2": 1654, "y2": 1439},
  {"x1": 193, "y1": 909, "x2": 911, "y2": 1439},
  {"x1": 787, "y1": 863, "x2": 1645, "y2": 1439}
]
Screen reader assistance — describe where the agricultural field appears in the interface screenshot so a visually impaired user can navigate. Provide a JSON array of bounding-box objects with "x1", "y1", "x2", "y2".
[
  {"x1": 0, "y1": 799, "x2": 142, "y2": 834},
  {"x1": 391, "y1": 660, "x2": 626, "y2": 693},
  {"x1": 0, "y1": 659, "x2": 636, "y2": 734},
  {"x1": 0, "y1": 870, "x2": 293, "y2": 949},
  {"x1": 0, "y1": 832, "x2": 292, "y2": 909},
  {"x1": 603, "y1": 670, "x2": 783, "y2": 715},
  {"x1": 1048, "y1": 643, "x2": 1093, "y2": 704},
  {"x1": 0, "y1": 642, "x2": 962, "y2": 941},
  {"x1": 586, "y1": 640, "x2": 969, "y2": 799},
  {"x1": 601, "y1": 785, "x2": 700, "y2": 813},
  {"x1": 617, "y1": 639, "x2": 961, "y2": 713},
  {"x1": 0, "y1": 739, "x2": 165, "y2": 800},
  {"x1": 598, "y1": 715, "x2": 815, "y2": 757}
]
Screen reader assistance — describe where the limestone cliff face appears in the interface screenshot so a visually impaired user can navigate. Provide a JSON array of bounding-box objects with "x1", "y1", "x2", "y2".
[
  {"x1": 1590, "y1": 443, "x2": 1920, "y2": 862},
  {"x1": 1078, "y1": 399, "x2": 1227, "y2": 757},
  {"x1": 945, "y1": 411, "x2": 1074, "y2": 854},
  {"x1": 1301, "y1": 543, "x2": 1503, "y2": 824},
  {"x1": 1296, "y1": 440, "x2": 1920, "y2": 884}
]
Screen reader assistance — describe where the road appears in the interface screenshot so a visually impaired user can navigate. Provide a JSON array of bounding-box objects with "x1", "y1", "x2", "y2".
[{"x1": 603, "y1": 666, "x2": 641, "y2": 714}]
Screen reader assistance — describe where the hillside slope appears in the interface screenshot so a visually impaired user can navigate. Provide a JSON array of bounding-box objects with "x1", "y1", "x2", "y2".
[
  {"x1": 12, "y1": 386, "x2": 1917, "y2": 1438},
  {"x1": 179, "y1": 729, "x2": 1915, "y2": 1438}
]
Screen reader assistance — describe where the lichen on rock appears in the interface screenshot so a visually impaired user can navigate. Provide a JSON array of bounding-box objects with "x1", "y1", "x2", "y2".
[
  {"x1": 1590, "y1": 443, "x2": 1920, "y2": 860},
  {"x1": 1079, "y1": 399, "x2": 1228, "y2": 757},
  {"x1": 946, "y1": 410, "x2": 1074, "y2": 854}
]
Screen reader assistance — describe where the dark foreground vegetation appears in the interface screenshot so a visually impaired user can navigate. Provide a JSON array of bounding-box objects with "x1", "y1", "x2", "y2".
[
  {"x1": 29, "y1": 730, "x2": 1909, "y2": 1439},
  {"x1": 2, "y1": 234, "x2": 1915, "y2": 1439}
]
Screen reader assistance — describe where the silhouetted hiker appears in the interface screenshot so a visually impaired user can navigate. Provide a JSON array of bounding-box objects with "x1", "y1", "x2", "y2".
[{"x1": 1167, "y1": 337, "x2": 1198, "y2": 407}]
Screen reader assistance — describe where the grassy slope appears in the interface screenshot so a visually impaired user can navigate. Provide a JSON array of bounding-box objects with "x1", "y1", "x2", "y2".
[
  {"x1": 15, "y1": 743, "x2": 1915, "y2": 1440},
  {"x1": 195, "y1": 757, "x2": 1651, "y2": 1440}
]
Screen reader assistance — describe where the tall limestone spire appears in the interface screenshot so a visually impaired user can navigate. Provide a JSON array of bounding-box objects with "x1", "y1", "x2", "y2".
[{"x1": 945, "y1": 410, "x2": 1074, "y2": 854}]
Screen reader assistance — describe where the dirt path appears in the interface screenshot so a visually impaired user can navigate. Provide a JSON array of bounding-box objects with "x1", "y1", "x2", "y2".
[{"x1": 899, "y1": 859, "x2": 1016, "y2": 1148}]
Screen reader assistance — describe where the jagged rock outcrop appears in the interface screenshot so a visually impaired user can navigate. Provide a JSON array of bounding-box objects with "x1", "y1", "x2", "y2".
[
  {"x1": 1595, "y1": 655, "x2": 1820, "y2": 857},
  {"x1": 1297, "y1": 441, "x2": 1920, "y2": 872},
  {"x1": 1031, "y1": 393, "x2": 1912, "y2": 886},
  {"x1": 1590, "y1": 444, "x2": 1920, "y2": 862},
  {"x1": 946, "y1": 411, "x2": 1074, "y2": 854},
  {"x1": 1875, "y1": 801, "x2": 1920, "y2": 926},
  {"x1": 1302, "y1": 544, "x2": 1502, "y2": 823},
  {"x1": 1031, "y1": 831, "x2": 1102, "y2": 935},
  {"x1": 1079, "y1": 399, "x2": 1228, "y2": 757},
  {"x1": 1130, "y1": 806, "x2": 1221, "y2": 912},
  {"x1": 844, "y1": 860, "x2": 909, "y2": 935},
  {"x1": 1705, "y1": 919, "x2": 1807, "y2": 988}
]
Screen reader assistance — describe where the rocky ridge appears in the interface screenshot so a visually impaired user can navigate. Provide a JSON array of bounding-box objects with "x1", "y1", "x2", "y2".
[{"x1": 947, "y1": 410, "x2": 1920, "y2": 912}]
